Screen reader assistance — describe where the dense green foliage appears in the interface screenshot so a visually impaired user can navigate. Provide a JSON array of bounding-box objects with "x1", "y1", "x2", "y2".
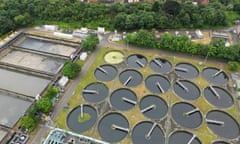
[
  {"x1": 19, "y1": 86, "x2": 59, "y2": 132},
  {"x1": 82, "y1": 35, "x2": 99, "y2": 51},
  {"x1": 19, "y1": 115, "x2": 36, "y2": 132},
  {"x1": 63, "y1": 61, "x2": 81, "y2": 78},
  {"x1": 1, "y1": 0, "x2": 240, "y2": 36},
  {"x1": 228, "y1": 61, "x2": 240, "y2": 71},
  {"x1": 36, "y1": 98, "x2": 52, "y2": 113},
  {"x1": 125, "y1": 30, "x2": 240, "y2": 62}
]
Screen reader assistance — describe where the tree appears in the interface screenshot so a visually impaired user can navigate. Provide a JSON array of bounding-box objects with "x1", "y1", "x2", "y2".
[
  {"x1": 19, "y1": 115, "x2": 36, "y2": 132},
  {"x1": 62, "y1": 61, "x2": 81, "y2": 78},
  {"x1": 227, "y1": 61, "x2": 239, "y2": 71},
  {"x1": 82, "y1": 35, "x2": 99, "y2": 51},
  {"x1": 163, "y1": 0, "x2": 181, "y2": 17},
  {"x1": 44, "y1": 86, "x2": 59, "y2": 99},
  {"x1": 36, "y1": 98, "x2": 52, "y2": 113}
]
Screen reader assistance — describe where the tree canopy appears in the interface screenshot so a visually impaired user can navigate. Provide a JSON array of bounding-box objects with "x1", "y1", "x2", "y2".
[
  {"x1": 0, "y1": 0, "x2": 239, "y2": 36},
  {"x1": 62, "y1": 61, "x2": 81, "y2": 78},
  {"x1": 82, "y1": 35, "x2": 99, "y2": 51}
]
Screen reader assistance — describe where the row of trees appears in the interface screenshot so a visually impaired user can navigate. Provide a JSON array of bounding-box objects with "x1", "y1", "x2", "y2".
[
  {"x1": 125, "y1": 29, "x2": 240, "y2": 62},
  {"x1": 1, "y1": 0, "x2": 240, "y2": 36},
  {"x1": 19, "y1": 86, "x2": 59, "y2": 132}
]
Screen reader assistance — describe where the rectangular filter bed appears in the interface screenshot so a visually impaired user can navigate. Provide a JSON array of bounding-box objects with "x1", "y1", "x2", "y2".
[
  {"x1": 0, "y1": 50, "x2": 64, "y2": 75},
  {"x1": 0, "y1": 68, "x2": 51, "y2": 97},
  {"x1": 0, "y1": 92, "x2": 32, "y2": 127},
  {"x1": 15, "y1": 36, "x2": 78, "y2": 57}
]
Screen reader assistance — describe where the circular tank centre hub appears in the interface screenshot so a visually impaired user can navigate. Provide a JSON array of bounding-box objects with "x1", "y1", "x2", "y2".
[
  {"x1": 145, "y1": 74, "x2": 170, "y2": 94},
  {"x1": 119, "y1": 69, "x2": 143, "y2": 87},
  {"x1": 67, "y1": 105, "x2": 97, "y2": 133},
  {"x1": 150, "y1": 58, "x2": 172, "y2": 74},
  {"x1": 104, "y1": 50, "x2": 124, "y2": 64},
  {"x1": 202, "y1": 67, "x2": 228, "y2": 85},
  {"x1": 169, "y1": 130, "x2": 202, "y2": 144},
  {"x1": 110, "y1": 88, "x2": 137, "y2": 111},
  {"x1": 173, "y1": 79, "x2": 200, "y2": 101},
  {"x1": 98, "y1": 112, "x2": 129, "y2": 143},
  {"x1": 175, "y1": 63, "x2": 199, "y2": 79},
  {"x1": 94, "y1": 64, "x2": 117, "y2": 81},
  {"x1": 82, "y1": 82, "x2": 108, "y2": 103},
  {"x1": 206, "y1": 110, "x2": 240, "y2": 139},
  {"x1": 139, "y1": 95, "x2": 168, "y2": 120},
  {"x1": 204, "y1": 86, "x2": 233, "y2": 108},
  {"x1": 172, "y1": 102, "x2": 202, "y2": 129},
  {"x1": 127, "y1": 54, "x2": 147, "y2": 69},
  {"x1": 132, "y1": 121, "x2": 165, "y2": 144}
]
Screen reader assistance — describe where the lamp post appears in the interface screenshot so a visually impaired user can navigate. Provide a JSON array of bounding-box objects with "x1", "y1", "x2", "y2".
[{"x1": 204, "y1": 52, "x2": 209, "y2": 64}]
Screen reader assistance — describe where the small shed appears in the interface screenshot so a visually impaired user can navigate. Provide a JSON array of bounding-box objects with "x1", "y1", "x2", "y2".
[
  {"x1": 98, "y1": 27, "x2": 105, "y2": 34},
  {"x1": 58, "y1": 76, "x2": 69, "y2": 88},
  {"x1": 80, "y1": 52, "x2": 88, "y2": 61}
]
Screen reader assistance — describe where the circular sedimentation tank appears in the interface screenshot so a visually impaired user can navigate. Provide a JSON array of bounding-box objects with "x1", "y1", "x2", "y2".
[
  {"x1": 98, "y1": 112, "x2": 129, "y2": 143},
  {"x1": 139, "y1": 95, "x2": 168, "y2": 120},
  {"x1": 150, "y1": 58, "x2": 172, "y2": 74},
  {"x1": 82, "y1": 82, "x2": 108, "y2": 103},
  {"x1": 145, "y1": 74, "x2": 170, "y2": 94},
  {"x1": 202, "y1": 67, "x2": 228, "y2": 85},
  {"x1": 204, "y1": 86, "x2": 233, "y2": 108},
  {"x1": 119, "y1": 69, "x2": 143, "y2": 87},
  {"x1": 175, "y1": 63, "x2": 199, "y2": 79},
  {"x1": 172, "y1": 102, "x2": 203, "y2": 129},
  {"x1": 132, "y1": 121, "x2": 165, "y2": 144},
  {"x1": 67, "y1": 104, "x2": 97, "y2": 133},
  {"x1": 173, "y1": 79, "x2": 200, "y2": 101},
  {"x1": 94, "y1": 64, "x2": 117, "y2": 81},
  {"x1": 127, "y1": 54, "x2": 147, "y2": 69},
  {"x1": 206, "y1": 110, "x2": 240, "y2": 139},
  {"x1": 104, "y1": 50, "x2": 124, "y2": 64},
  {"x1": 110, "y1": 88, "x2": 137, "y2": 111},
  {"x1": 169, "y1": 130, "x2": 202, "y2": 144}
]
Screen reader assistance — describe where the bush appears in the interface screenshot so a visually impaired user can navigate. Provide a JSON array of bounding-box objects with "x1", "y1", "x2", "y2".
[
  {"x1": 44, "y1": 85, "x2": 59, "y2": 99},
  {"x1": 82, "y1": 35, "x2": 99, "y2": 52},
  {"x1": 36, "y1": 98, "x2": 52, "y2": 114},
  {"x1": 19, "y1": 115, "x2": 37, "y2": 132},
  {"x1": 62, "y1": 61, "x2": 81, "y2": 78},
  {"x1": 227, "y1": 61, "x2": 239, "y2": 71}
]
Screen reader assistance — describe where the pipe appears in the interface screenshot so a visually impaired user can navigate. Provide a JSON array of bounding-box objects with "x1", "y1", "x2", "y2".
[
  {"x1": 176, "y1": 80, "x2": 189, "y2": 92},
  {"x1": 141, "y1": 105, "x2": 155, "y2": 113},
  {"x1": 155, "y1": 82, "x2": 165, "y2": 93},
  {"x1": 206, "y1": 119, "x2": 224, "y2": 125},
  {"x1": 122, "y1": 97, "x2": 137, "y2": 105},
  {"x1": 175, "y1": 67, "x2": 188, "y2": 72},
  {"x1": 185, "y1": 108, "x2": 199, "y2": 116},
  {"x1": 212, "y1": 69, "x2": 222, "y2": 77},
  {"x1": 124, "y1": 76, "x2": 132, "y2": 86},
  {"x1": 187, "y1": 134, "x2": 196, "y2": 144},
  {"x1": 209, "y1": 86, "x2": 220, "y2": 99},
  {"x1": 135, "y1": 60, "x2": 144, "y2": 67},
  {"x1": 97, "y1": 66, "x2": 108, "y2": 74},
  {"x1": 146, "y1": 123, "x2": 157, "y2": 139},
  {"x1": 82, "y1": 89, "x2": 98, "y2": 94},
  {"x1": 80, "y1": 104, "x2": 83, "y2": 118},
  {"x1": 153, "y1": 59, "x2": 162, "y2": 67},
  {"x1": 112, "y1": 124, "x2": 129, "y2": 132}
]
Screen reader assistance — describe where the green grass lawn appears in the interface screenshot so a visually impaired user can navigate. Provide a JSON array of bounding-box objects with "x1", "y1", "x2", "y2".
[{"x1": 54, "y1": 46, "x2": 239, "y2": 144}]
